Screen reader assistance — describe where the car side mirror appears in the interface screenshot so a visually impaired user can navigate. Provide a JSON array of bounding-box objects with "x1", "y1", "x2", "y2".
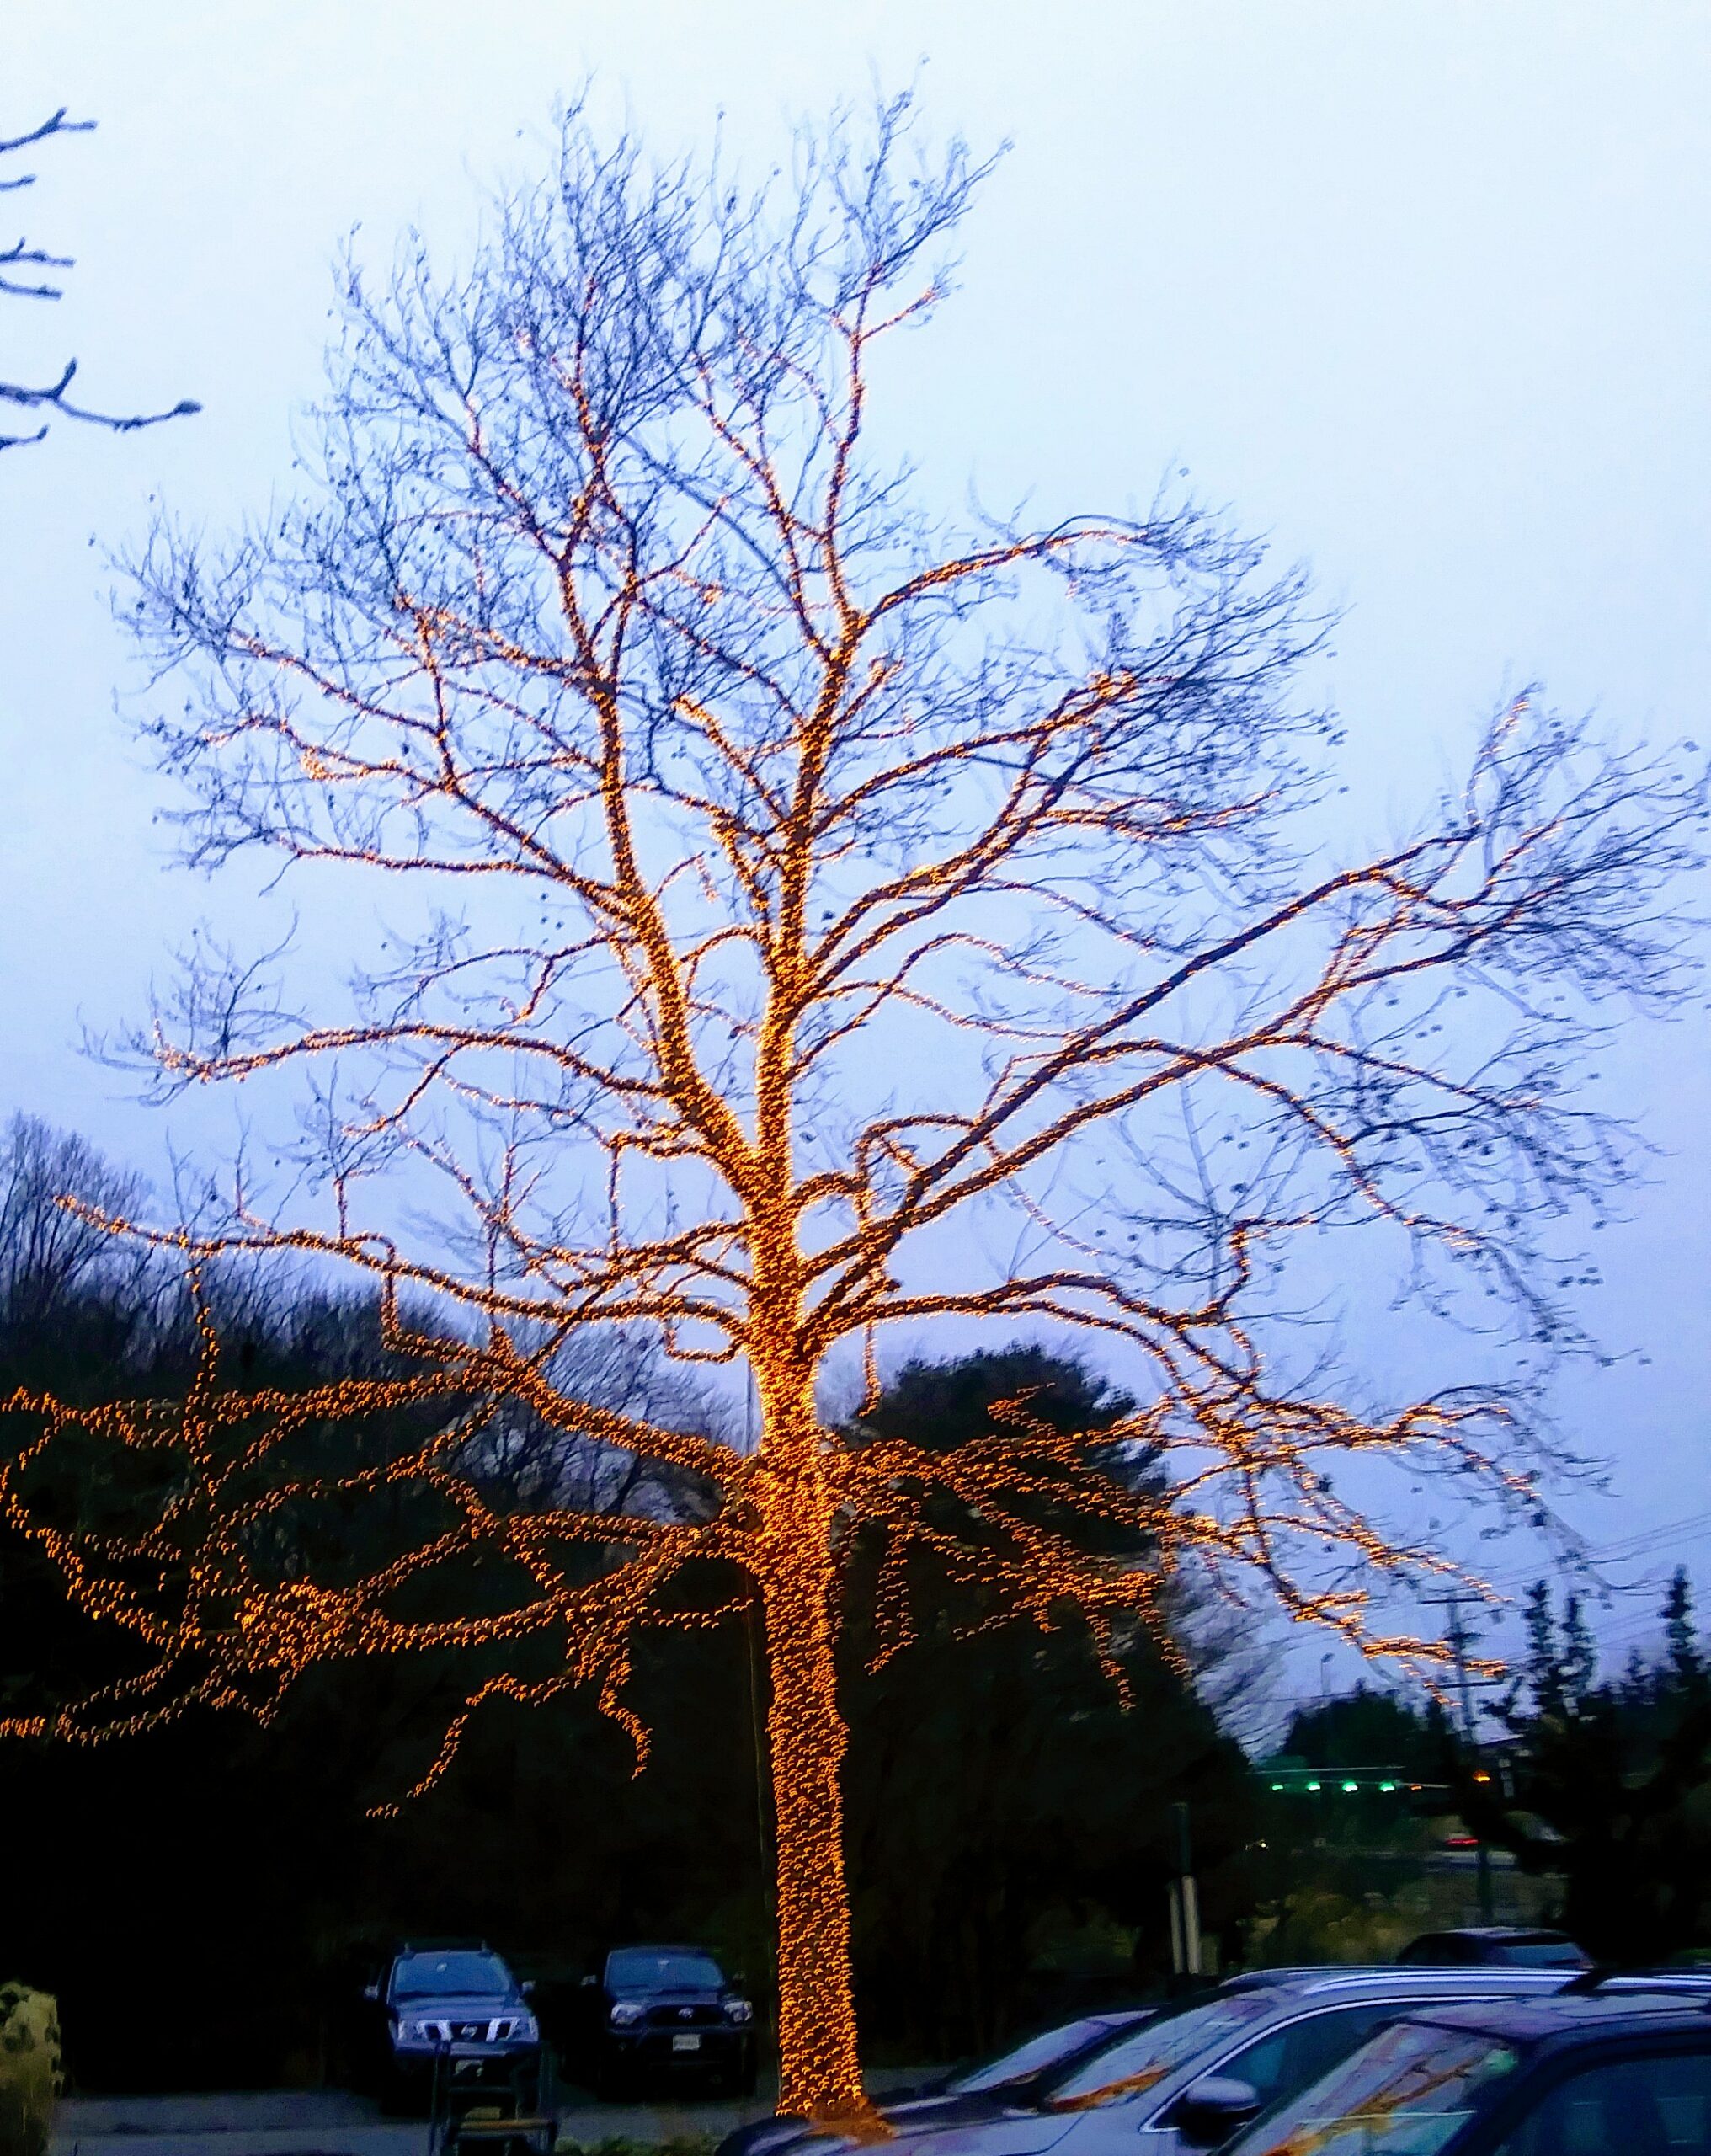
[
  {"x1": 579, "y1": 1974, "x2": 597, "y2": 1988},
  {"x1": 1173, "y1": 2077, "x2": 1261, "y2": 2150},
  {"x1": 520, "y1": 1979, "x2": 536, "y2": 1997},
  {"x1": 362, "y1": 1983, "x2": 381, "y2": 2003}
]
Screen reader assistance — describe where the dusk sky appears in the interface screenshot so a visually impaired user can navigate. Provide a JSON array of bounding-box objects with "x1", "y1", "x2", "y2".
[{"x1": 7, "y1": 0, "x2": 1708, "y2": 1689}]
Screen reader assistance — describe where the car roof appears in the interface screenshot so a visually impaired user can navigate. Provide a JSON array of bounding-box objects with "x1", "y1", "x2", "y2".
[
  {"x1": 607, "y1": 1941, "x2": 718, "y2": 1956},
  {"x1": 1223, "y1": 1965, "x2": 1397, "y2": 1988},
  {"x1": 1418, "y1": 1927, "x2": 1574, "y2": 1942},
  {"x1": 1397, "y1": 1985, "x2": 1711, "y2": 2047},
  {"x1": 1218, "y1": 1967, "x2": 1575, "y2": 2004}
]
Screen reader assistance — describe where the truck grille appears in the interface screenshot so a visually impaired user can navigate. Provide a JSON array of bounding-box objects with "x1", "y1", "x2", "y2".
[{"x1": 415, "y1": 2019, "x2": 520, "y2": 2042}]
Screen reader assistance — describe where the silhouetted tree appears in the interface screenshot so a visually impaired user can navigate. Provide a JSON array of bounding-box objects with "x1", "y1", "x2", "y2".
[
  {"x1": 1282, "y1": 1683, "x2": 1452, "y2": 1785},
  {"x1": 838, "y1": 1349, "x2": 1255, "y2": 2053},
  {"x1": 1458, "y1": 1573, "x2": 1711, "y2": 1961}
]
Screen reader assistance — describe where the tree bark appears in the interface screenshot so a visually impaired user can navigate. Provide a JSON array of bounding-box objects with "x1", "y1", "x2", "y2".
[{"x1": 758, "y1": 1483, "x2": 868, "y2": 2121}]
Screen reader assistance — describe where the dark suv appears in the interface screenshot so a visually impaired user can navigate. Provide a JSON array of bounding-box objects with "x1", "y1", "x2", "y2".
[
  {"x1": 366, "y1": 1941, "x2": 541, "y2": 2111},
  {"x1": 1226, "y1": 1980, "x2": 1711, "y2": 2154},
  {"x1": 578, "y1": 1944, "x2": 756, "y2": 2096},
  {"x1": 1397, "y1": 1926, "x2": 1588, "y2": 1969}
]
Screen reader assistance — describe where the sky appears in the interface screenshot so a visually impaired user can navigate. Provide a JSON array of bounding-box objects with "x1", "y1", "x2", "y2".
[{"x1": 5, "y1": 0, "x2": 1710, "y2": 1693}]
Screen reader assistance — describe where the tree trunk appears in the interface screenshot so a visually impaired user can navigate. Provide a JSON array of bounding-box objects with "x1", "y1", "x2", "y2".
[{"x1": 760, "y1": 1510, "x2": 868, "y2": 2121}]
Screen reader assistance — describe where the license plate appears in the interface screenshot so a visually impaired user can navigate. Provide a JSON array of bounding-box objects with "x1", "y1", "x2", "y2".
[{"x1": 671, "y1": 2033, "x2": 701, "y2": 2053}]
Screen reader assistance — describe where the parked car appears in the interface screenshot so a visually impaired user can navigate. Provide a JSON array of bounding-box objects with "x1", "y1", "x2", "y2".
[
  {"x1": 576, "y1": 1944, "x2": 756, "y2": 2097},
  {"x1": 789, "y1": 1967, "x2": 1582, "y2": 2156},
  {"x1": 717, "y1": 2010, "x2": 1157, "y2": 2156},
  {"x1": 1396, "y1": 1924, "x2": 1588, "y2": 1968},
  {"x1": 364, "y1": 1940, "x2": 541, "y2": 2114},
  {"x1": 1224, "y1": 1977, "x2": 1711, "y2": 2154}
]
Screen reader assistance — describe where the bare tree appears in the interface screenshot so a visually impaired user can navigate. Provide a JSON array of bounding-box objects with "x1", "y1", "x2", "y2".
[
  {"x1": 466, "y1": 1327, "x2": 725, "y2": 1520},
  {"x1": 2, "y1": 109, "x2": 198, "y2": 451},
  {"x1": 0, "y1": 1114, "x2": 161, "y2": 1353},
  {"x1": 2, "y1": 95, "x2": 1701, "y2": 2116}
]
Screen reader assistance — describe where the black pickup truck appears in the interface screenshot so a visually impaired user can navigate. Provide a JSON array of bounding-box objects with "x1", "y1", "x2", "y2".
[{"x1": 568, "y1": 1944, "x2": 757, "y2": 2097}]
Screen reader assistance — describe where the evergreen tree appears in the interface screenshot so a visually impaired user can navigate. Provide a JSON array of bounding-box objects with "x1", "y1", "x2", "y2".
[{"x1": 1461, "y1": 1575, "x2": 1711, "y2": 1961}]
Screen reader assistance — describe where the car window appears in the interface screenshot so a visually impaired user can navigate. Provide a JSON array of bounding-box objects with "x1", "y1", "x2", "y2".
[
  {"x1": 392, "y1": 1952, "x2": 514, "y2": 1999},
  {"x1": 1213, "y1": 2002, "x2": 1410, "y2": 2113},
  {"x1": 1226, "y1": 2020, "x2": 1525, "y2": 2156},
  {"x1": 1400, "y1": 1937, "x2": 1475, "y2": 1966},
  {"x1": 605, "y1": 1950, "x2": 724, "y2": 1990},
  {"x1": 948, "y1": 2017, "x2": 1144, "y2": 2095},
  {"x1": 1490, "y1": 2049, "x2": 1711, "y2": 2156},
  {"x1": 1046, "y1": 1994, "x2": 1277, "y2": 2107}
]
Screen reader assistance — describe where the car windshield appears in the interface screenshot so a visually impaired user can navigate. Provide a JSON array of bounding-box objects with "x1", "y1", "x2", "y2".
[
  {"x1": 947, "y1": 2016, "x2": 1148, "y2": 2095},
  {"x1": 1046, "y1": 1993, "x2": 1277, "y2": 2108},
  {"x1": 392, "y1": 1952, "x2": 514, "y2": 2000},
  {"x1": 1228, "y1": 2020, "x2": 1525, "y2": 2155},
  {"x1": 1492, "y1": 1941, "x2": 1585, "y2": 1967},
  {"x1": 607, "y1": 1950, "x2": 725, "y2": 1991}
]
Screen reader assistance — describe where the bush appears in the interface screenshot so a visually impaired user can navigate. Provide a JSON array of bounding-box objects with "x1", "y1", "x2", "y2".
[
  {"x1": 0, "y1": 1984, "x2": 62, "y2": 2156},
  {"x1": 558, "y1": 2141, "x2": 721, "y2": 2156}
]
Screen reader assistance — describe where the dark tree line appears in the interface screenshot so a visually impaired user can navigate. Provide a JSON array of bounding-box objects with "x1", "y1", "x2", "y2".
[
  {"x1": 1265, "y1": 1582, "x2": 1711, "y2": 1967},
  {"x1": 1456, "y1": 1572, "x2": 1711, "y2": 1963},
  {"x1": 0, "y1": 1118, "x2": 1256, "y2": 2089},
  {"x1": 4, "y1": 1107, "x2": 1707, "y2": 2088}
]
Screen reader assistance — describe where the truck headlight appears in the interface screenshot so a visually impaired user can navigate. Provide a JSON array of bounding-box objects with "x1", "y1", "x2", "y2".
[
  {"x1": 397, "y1": 2020, "x2": 433, "y2": 2045},
  {"x1": 511, "y1": 2014, "x2": 540, "y2": 2041},
  {"x1": 724, "y1": 1999, "x2": 754, "y2": 2025},
  {"x1": 610, "y1": 2001, "x2": 644, "y2": 2028}
]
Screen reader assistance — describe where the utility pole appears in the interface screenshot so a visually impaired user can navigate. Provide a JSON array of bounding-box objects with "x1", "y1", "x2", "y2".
[
  {"x1": 1431, "y1": 1593, "x2": 1495, "y2": 1924},
  {"x1": 1166, "y1": 1800, "x2": 1203, "y2": 1983}
]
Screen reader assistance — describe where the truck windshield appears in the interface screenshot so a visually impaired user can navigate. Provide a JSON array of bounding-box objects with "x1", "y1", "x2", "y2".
[
  {"x1": 393, "y1": 1953, "x2": 515, "y2": 1999},
  {"x1": 607, "y1": 1951, "x2": 724, "y2": 1991}
]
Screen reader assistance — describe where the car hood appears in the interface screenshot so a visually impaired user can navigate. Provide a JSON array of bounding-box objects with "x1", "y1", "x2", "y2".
[
  {"x1": 866, "y1": 2095, "x2": 1039, "y2": 2137},
  {"x1": 740, "y1": 2093, "x2": 1009, "y2": 2156},
  {"x1": 614, "y1": 1985, "x2": 728, "y2": 2005},
  {"x1": 392, "y1": 1993, "x2": 523, "y2": 2018},
  {"x1": 805, "y1": 2115, "x2": 1080, "y2": 2156}
]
